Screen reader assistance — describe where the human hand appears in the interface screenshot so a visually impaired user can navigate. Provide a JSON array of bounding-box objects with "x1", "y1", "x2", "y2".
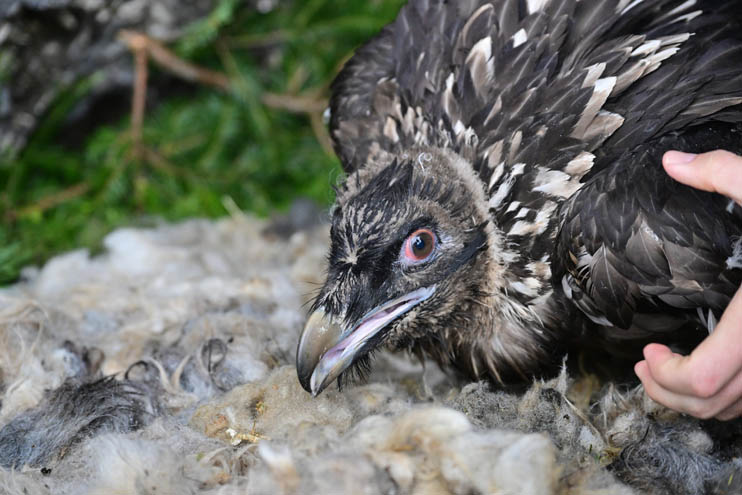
[{"x1": 634, "y1": 150, "x2": 742, "y2": 420}]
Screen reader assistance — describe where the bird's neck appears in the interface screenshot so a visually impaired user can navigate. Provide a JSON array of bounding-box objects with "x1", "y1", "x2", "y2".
[{"x1": 420, "y1": 147, "x2": 560, "y2": 383}]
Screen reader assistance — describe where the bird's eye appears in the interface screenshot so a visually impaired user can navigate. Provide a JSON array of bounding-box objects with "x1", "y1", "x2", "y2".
[{"x1": 402, "y1": 229, "x2": 436, "y2": 263}]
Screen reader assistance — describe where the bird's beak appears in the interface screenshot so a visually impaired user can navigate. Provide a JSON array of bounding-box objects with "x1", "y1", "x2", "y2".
[
  {"x1": 296, "y1": 286, "x2": 436, "y2": 396},
  {"x1": 295, "y1": 309, "x2": 344, "y2": 395}
]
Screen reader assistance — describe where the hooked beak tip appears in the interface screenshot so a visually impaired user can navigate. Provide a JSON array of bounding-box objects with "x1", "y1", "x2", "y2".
[
  {"x1": 296, "y1": 286, "x2": 437, "y2": 396},
  {"x1": 296, "y1": 309, "x2": 344, "y2": 395}
]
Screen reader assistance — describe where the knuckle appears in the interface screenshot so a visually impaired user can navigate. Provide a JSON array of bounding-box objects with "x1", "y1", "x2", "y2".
[
  {"x1": 711, "y1": 149, "x2": 738, "y2": 162},
  {"x1": 696, "y1": 408, "x2": 716, "y2": 420},
  {"x1": 706, "y1": 149, "x2": 734, "y2": 164},
  {"x1": 686, "y1": 358, "x2": 722, "y2": 398},
  {"x1": 707, "y1": 150, "x2": 740, "y2": 178},
  {"x1": 687, "y1": 402, "x2": 716, "y2": 419},
  {"x1": 716, "y1": 411, "x2": 734, "y2": 421},
  {"x1": 690, "y1": 374, "x2": 721, "y2": 399}
]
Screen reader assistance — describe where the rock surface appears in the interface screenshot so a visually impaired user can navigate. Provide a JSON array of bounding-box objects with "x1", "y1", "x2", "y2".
[
  {"x1": 0, "y1": 214, "x2": 740, "y2": 494},
  {"x1": 0, "y1": 0, "x2": 217, "y2": 154}
]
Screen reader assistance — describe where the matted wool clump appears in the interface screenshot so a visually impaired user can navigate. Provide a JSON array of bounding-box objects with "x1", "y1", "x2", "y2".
[{"x1": 0, "y1": 214, "x2": 740, "y2": 494}]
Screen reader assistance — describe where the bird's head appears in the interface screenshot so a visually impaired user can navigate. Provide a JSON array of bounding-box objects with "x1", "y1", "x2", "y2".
[{"x1": 296, "y1": 148, "x2": 499, "y2": 395}]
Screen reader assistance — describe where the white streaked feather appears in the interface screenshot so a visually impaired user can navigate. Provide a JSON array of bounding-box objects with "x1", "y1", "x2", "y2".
[
  {"x1": 581, "y1": 110, "x2": 625, "y2": 147},
  {"x1": 401, "y1": 106, "x2": 415, "y2": 135},
  {"x1": 486, "y1": 140, "x2": 504, "y2": 169},
  {"x1": 511, "y1": 28, "x2": 527, "y2": 48},
  {"x1": 416, "y1": 51, "x2": 425, "y2": 70},
  {"x1": 461, "y1": 3, "x2": 495, "y2": 44},
  {"x1": 727, "y1": 237, "x2": 742, "y2": 269},
  {"x1": 441, "y1": 72, "x2": 457, "y2": 120},
  {"x1": 618, "y1": 0, "x2": 645, "y2": 15},
  {"x1": 383, "y1": 116, "x2": 399, "y2": 142},
  {"x1": 488, "y1": 161, "x2": 505, "y2": 190},
  {"x1": 674, "y1": 10, "x2": 703, "y2": 23},
  {"x1": 466, "y1": 37, "x2": 494, "y2": 97},
  {"x1": 659, "y1": 32, "x2": 691, "y2": 46},
  {"x1": 614, "y1": 35, "x2": 688, "y2": 96},
  {"x1": 483, "y1": 95, "x2": 503, "y2": 127},
  {"x1": 500, "y1": 249, "x2": 520, "y2": 264},
  {"x1": 612, "y1": 60, "x2": 649, "y2": 95},
  {"x1": 515, "y1": 207, "x2": 530, "y2": 219},
  {"x1": 506, "y1": 202, "x2": 557, "y2": 236},
  {"x1": 581, "y1": 63, "x2": 606, "y2": 89},
  {"x1": 532, "y1": 168, "x2": 583, "y2": 199},
  {"x1": 456, "y1": 125, "x2": 479, "y2": 147},
  {"x1": 563, "y1": 151, "x2": 596, "y2": 177},
  {"x1": 571, "y1": 77, "x2": 617, "y2": 139},
  {"x1": 508, "y1": 130, "x2": 523, "y2": 162},
  {"x1": 509, "y1": 279, "x2": 541, "y2": 297},
  {"x1": 526, "y1": 259, "x2": 552, "y2": 279},
  {"x1": 646, "y1": 46, "x2": 682, "y2": 66},
  {"x1": 631, "y1": 39, "x2": 661, "y2": 57},
  {"x1": 697, "y1": 307, "x2": 718, "y2": 334},
  {"x1": 652, "y1": 0, "x2": 697, "y2": 25},
  {"x1": 680, "y1": 97, "x2": 742, "y2": 119},
  {"x1": 707, "y1": 310, "x2": 717, "y2": 334},
  {"x1": 561, "y1": 275, "x2": 573, "y2": 299},
  {"x1": 696, "y1": 307, "x2": 704, "y2": 325},
  {"x1": 525, "y1": 0, "x2": 547, "y2": 14},
  {"x1": 510, "y1": 162, "x2": 526, "y2": 177},
  {"x1": 489, "y1": 176, "x2": 516, "y2": 209},
  {"x1": 489, "y1": 164, "x2": 525, "y2": 209}
]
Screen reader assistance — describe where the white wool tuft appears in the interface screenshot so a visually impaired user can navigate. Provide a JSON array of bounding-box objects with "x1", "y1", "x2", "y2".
[{"x1": 0, "y1": 215, "x2": 738, "y2": 495}]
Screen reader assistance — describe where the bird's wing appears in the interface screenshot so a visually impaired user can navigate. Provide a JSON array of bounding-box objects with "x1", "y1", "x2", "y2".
[
  {"x1": 330, "y1": 0, "x2": 742, "y2": 310},
  {"x1": 329, "y1": 0, "x2": 738, "y2": 173},
  {"x1": 553, "y1": 127, "x2": 742, "y2": 335},
  {"x1": 549, "y1": 0, "x2": 742, "y2": 334},
  {"x1": 329, "y1": 0, "x2": 740, "y2": 209},
  {"x1": 329, "y1": 0, "x2": 597, "y2": 173}
]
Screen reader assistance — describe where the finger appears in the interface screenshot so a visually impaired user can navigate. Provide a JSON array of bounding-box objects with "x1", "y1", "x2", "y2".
[
  {"x1": 639, "y1": 369, "x2": 719, "y2": 418},
  {"x1": 716, "y1": 398, "x2": 742, "y2": 421},
  {"x1": 644, "y1": 288, "x2": 742, "y2": 397},
  {"x1": 640, "y1": 350, "x2": 742, "y2": 419},
  {"x1": 634, "y1": 359, "x2": 649, "y2": 383},
  {"x1": 663, "y1": 150, "x2": 742, "y2": 204},
  {"x1": 638, "y1": 366, "x2": 704, "y2": 416},
  {"x1": 641, "y1": 343, "x2": 694, "y2": 394}
]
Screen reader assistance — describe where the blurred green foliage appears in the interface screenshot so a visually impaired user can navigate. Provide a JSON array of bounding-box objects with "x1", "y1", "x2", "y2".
[{"x1": 0, "y1": 0, "x2": 406, "y2": 284}]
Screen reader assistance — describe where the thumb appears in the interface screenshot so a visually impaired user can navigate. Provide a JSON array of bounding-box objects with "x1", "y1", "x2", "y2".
[{"x1": 663, "y1": 150, "x2": 742, "y2": 204}]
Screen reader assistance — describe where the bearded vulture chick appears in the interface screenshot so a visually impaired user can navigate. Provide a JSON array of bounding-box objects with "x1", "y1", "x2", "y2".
[{"x1": 296, "y1": 0, "x2": 742, "y2": 395}]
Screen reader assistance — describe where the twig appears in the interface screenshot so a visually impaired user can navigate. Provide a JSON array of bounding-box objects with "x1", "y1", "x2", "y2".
[
  {"x1": 224, "y1": 30, "x2": 293, "y2": 48},
  {"x1": 5, "y1": 182, "x2": 91, "y2": 221},
  {"x1": 118, "y1": 30, "x2": 335, "y2": 157},
  {"x1": 141, "y1": 147, "x2": 197, "y2": 179},
  {"x1": 261, "y1": 92, "x2": 328, "y2": 113},
  {"x1": 118, "y1": 30, "x2": 230, "y2": 90},
  {"x1": 310, "y1": 111, "x2": 335, "y2": 156},
  {"x1": 130, "y1": 33, "x2": 148, "y2": 160}
]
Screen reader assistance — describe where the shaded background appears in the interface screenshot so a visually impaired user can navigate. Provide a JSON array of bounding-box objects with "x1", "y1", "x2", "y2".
[{"x1": 0, "y1": 0, "x2": 406, "y2": 284}]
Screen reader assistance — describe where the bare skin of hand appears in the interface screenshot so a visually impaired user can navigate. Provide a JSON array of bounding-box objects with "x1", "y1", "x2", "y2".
[{"x1": 634, "y1": 150, "x2": 742, "y2": 420}]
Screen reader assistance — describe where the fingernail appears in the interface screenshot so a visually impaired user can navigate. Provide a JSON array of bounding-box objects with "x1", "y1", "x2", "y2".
[{"x1": 664, "y1": 151, "x2": 697, "y2": 166}]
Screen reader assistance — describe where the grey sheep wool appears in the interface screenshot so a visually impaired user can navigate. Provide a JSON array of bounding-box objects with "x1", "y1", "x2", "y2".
[
  {"x1": 0, "y1": 377, "x2": 158, "y2": 468},
  {"x1": 0, "y1": 215, "x2": 740, "y2": 495}
]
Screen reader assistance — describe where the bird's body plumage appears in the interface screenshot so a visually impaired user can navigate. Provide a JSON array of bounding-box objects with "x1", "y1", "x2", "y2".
[{"x1": 297, "y1": 0, "x2": 742, "y2": 393}]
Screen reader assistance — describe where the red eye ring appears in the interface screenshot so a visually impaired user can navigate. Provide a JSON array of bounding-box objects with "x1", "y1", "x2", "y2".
[{"x1": 403, "y1": 228, "x2": 437, "y2": 262}]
